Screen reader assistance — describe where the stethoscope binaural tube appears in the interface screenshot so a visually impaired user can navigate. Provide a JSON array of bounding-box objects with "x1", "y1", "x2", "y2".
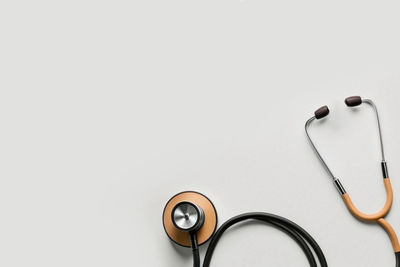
[{"x1": 305, "y1": 96, "x2": 400, "y2": 266}]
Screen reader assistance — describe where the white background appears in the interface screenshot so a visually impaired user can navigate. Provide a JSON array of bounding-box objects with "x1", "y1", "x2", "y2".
[{"x1": 1, "y1": 1, "x2": 400, "y2": 266}]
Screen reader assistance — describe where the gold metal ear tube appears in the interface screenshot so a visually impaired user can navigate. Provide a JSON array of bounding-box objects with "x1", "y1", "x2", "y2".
[{"x1": 305, "y1": 96, "x2": 400, "y2": 254}]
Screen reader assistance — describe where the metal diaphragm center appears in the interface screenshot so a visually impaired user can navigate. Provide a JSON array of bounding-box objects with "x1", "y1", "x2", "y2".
[{"x1": 172, "y1": 202, "x2": 199, "y2": 230}]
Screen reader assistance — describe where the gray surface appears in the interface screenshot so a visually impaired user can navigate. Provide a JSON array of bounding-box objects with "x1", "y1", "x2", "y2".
[{"x1": 1, "y1": 1, "x2": 400, "y2": 266}]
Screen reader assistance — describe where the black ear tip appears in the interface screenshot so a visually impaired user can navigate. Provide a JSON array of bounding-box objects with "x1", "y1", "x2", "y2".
[
  {"x1": 345, "y1": 96, "x2": 362, "y2": 107},
  {"x1": 314, "y1": 105, "x2": 330, "y2": 119}
]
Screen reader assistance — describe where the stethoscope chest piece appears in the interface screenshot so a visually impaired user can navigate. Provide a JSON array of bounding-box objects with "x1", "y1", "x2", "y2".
[{"x1": 162, "y1": 191, "x2": 217, "y2": 247}]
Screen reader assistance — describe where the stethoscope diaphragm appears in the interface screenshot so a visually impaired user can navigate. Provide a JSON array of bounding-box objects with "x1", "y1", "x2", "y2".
[{"x1": 162, "y1": 191, "x2": 217, "y2": 247}]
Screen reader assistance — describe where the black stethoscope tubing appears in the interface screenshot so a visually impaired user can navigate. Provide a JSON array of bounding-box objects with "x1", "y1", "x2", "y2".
[{"x1": 191, "y1": 212, "x2": 328, "y2": 267}]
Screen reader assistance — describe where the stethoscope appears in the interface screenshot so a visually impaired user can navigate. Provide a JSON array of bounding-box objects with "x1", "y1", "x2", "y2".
[
  {"x1": 162, "y1": 95, "x2": 399, "y2": 267},
  {"x1": 305, "y1": 95, "x2": 400, "y2": 266}
]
